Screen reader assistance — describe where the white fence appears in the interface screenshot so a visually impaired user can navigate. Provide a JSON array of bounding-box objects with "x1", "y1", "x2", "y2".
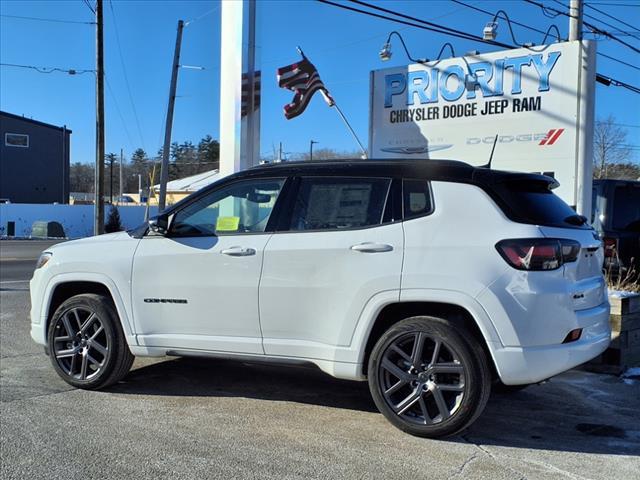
[{"x1": 0, "y1": 204, "x2": 159, "y2": 239}]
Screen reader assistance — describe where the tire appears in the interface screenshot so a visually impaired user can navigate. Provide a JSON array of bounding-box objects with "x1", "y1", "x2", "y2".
[
  {"x1": 368, "y1": 316, "x2": 491, "y2": 438},
  {"x1": 47, "y1": 293, "x2": 134, "y2": 390}
]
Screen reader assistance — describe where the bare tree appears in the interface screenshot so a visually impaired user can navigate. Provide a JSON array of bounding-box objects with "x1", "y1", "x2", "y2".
[{"x1": 594, "y1": 115, "x2": 632, "y2": 179}]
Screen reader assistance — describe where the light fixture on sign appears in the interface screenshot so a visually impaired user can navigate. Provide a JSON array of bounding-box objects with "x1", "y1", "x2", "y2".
[
  {"x1": 378, "y1": 31, "x2": 429, "y2": 64},
  {"x1": 483, "y1": 22, "x2": 498, "y2": 41},
  {"x1": 379, "y1": 43, "x2": 392, "y2": 61}
]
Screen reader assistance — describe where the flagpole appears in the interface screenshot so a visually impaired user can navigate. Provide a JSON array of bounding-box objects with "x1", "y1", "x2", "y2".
[
  {"x1": 288, "y1": 47, "x2": 368, "y2": 158},
  {"x1": 331, "y1": 103, "x2": 368, "y2": 158}
]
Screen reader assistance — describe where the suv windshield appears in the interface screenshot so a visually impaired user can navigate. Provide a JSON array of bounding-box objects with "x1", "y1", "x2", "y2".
[
  {"x1": 613, "y1": 184, "x2": 640, "y2": 231},
  {"x1": 494, "y1": 180, "x2": 589, "y2": 229}
]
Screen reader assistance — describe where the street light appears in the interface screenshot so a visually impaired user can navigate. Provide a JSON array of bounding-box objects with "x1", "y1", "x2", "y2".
[{"x1": 309, "y1": 140, "x2": 319, "y2": 161}]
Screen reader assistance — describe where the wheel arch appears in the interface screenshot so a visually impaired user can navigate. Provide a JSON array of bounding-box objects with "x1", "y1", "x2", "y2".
[
  {"x1": 43, "y1": 274, "x2": 135, "y2": 344},
  {"x1": 359, "y1": 299, "x2": 501, "y2": 379}
]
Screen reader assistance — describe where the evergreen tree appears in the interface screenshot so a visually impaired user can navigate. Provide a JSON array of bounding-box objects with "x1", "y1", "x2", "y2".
[
  {"x1": 105, "y1": 205, "x2": 123, "y2": 233},
  {"x1": 198, "y1": 135, "x2": 220, "y2": 172}
]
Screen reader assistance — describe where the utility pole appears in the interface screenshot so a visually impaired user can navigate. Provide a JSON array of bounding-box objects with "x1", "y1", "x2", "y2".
[
  {"x1": 278, "y1": 142, "x2": 282, "y2": 163},
  {"x1": 119, "y1": 148, "x2": 124, "y2": 201},
  {"x1": 94, "y1": 0, "x2": 105, "y2": 234},
  {"x1": 569, "y1": 0, "x2": 593, "y2": 218},
  {"x1": 569, "y1": 0, "x2": 583, "y2": 41},
  {"x1": 158, "y1": 19, "x2": 184, "y2": 212},
  {"x1": 309, "y1": 140, "x2": 319, "y2": 161}
]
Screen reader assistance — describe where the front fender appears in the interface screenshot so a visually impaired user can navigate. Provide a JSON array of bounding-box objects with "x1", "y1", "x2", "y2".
[{"x1": 38, "y1": 272, "x2": 136, "y2": 345}]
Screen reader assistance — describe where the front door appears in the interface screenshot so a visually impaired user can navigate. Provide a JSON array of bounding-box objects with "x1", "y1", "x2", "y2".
[{"x1": 132, "y1": 177, "x2": 286, "y2": 354}]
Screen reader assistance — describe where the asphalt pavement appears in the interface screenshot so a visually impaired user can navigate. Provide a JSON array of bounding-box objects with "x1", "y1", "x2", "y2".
[
  {"x1": 1, "y1": 240, "x2": 639, "y2": 479},
  {"x1": 0, "y1": 240, "x2": 65, "y2": 282}
]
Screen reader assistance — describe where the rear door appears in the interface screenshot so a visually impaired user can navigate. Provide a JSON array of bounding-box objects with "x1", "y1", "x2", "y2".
[{"x1": 259, "y1": 176, "x2": 403, "y2": 358}]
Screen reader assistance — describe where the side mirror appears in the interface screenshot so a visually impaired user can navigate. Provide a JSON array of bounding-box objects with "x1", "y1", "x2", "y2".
[{"x1": 148, "y1": 213, "x2": 169, "y2": 235}]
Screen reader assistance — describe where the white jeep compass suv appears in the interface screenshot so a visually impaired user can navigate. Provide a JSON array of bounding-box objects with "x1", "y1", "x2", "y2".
[{"x1": 30, "y1": 160, "x2": 610, "y2": 438}]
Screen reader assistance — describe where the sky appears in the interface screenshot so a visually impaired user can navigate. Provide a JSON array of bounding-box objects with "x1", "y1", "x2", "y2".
[{"x1": 1, "y1": 0, "x2": 639, "y2": 165}]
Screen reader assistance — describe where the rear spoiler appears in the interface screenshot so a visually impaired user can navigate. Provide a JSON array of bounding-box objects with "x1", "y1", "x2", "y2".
[{"x1": 472, "y1": 169, "x2": 560, "y2": 191}]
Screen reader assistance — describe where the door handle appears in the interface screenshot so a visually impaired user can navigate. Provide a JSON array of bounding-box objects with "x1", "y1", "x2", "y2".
[
  {"x1": 350, "y1": 242, "x2": 393, "y2": 253},
  {"x1": 220, "y1": 246, "x2": 256, "y2": 257}
]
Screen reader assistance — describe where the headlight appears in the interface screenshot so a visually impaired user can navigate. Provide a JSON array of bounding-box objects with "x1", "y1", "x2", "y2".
[{"x1": 35, "y1": 252, "x2": 53, "y2": 269}]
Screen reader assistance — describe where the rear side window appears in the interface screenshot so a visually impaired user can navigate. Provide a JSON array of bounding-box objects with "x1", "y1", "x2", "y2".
[
  {"x1": 288, "y1": 177, "x2": 391, "y2": 231},
  {"x1": 403, "y1": 179, "x2": 433, "y2": 220},
  {"x1": 494, "y1": 180, "x2": 589, "y2": 229}
]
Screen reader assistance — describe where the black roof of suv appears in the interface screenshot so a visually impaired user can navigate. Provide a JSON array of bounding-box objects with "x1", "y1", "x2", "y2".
[
  {"x1": 159, "y1": 159, "x2": 587, "y2": 231},
  {"x1": 242, "y1": 158, "x2": 557, "y2": 188}
]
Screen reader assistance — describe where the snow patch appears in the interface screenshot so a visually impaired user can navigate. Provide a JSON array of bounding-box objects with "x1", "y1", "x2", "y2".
[{"x1": 608, "y1": 290, "x2": 639, "y2": 298}]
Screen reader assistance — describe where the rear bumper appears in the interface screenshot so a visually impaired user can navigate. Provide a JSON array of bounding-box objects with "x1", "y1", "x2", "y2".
[{"x1": 491, "y1": 302, "x2": 611, "y2": 385}]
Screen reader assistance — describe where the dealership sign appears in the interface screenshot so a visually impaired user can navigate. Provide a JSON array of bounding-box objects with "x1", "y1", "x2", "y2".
[{"x1": 369, "y1": 41, "x2": 596, "y2": 209}]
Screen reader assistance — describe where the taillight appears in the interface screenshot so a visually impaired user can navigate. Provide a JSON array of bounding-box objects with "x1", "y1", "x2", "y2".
[
  {"x1": 496, "y1": 238, "x2": 581, "y2": 271},
  {"x1": 603, "y1": 237, "x2": 617, "y2": 258}
]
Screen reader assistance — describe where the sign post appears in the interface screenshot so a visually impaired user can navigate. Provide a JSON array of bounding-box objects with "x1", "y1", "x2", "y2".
[{"x1": 219, "y1": 0, "x2": 260, "y2": 176}]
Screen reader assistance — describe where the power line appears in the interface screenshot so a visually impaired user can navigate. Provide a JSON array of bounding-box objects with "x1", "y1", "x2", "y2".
[
  {"x1": 550, "y1": 0, "x2": 640, "y2": 40},
  {"x1": 585, "y1": 2, "x2": 640, "y2": 6},
  {"x1": 185, "y1": 5, "x2": 220, "y2": 26},
  {"x1": 0, "y1": 62, "x2": 95, "y2": 75},
  {"x1": 109, "y1": 0, "x2": 145, "y2": 150},
  {"x1": 524, "y1": 0, "x2": 640, "y2": 54},
  {"x1": 347, "y1": 0, "x2": 489, "y2": 44},
  {"x1": 596, "y1": 74, "x2": 640, "y2": 93},
  {"x1": 611, "y1": 123, "x2": 640, "y2": 128},
  {"x1": 105, "y1": 74, "x2": 136, "y2": 151},
  {"x1": 317, "y1": 0, "x2": 640, "y2": 95},
  {"x1": 597, "y1": 51, "x2": 640, "y2": 71},
  {"x1": 585, "y1": 2, "x2": 640, "y2": 34},
  {"x1": 0, "y1": 14, "x2": 95, "y2": 25},
  {"x1": 317, "y1": 0, "x2": 509, "y2": 48},
  {"x1": 450, "y1": 0, "x2": 640, "y2": 72},
  {"x1": 82, "y1": 0, "x2": 96, "y2": 15},
  {"x1": 451, "y1": 0, "x2": 553, "y2": 37}
]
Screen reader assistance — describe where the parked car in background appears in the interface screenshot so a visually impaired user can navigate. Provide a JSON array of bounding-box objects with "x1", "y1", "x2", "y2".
[
  {"x1": 30, "y1": 159, "x2": 610, "y2": 438},
  {"x1": 592, "y1": 179, "x2": 640, "y2": 277}
]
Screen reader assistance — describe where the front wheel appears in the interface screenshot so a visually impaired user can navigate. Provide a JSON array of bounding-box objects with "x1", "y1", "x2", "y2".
[
  {"x1": 47, "y1": 293, "x2": 134, "y2": 390},
  {"x1": 368, "y1": 316, "x2": 491, "y2": 438}
]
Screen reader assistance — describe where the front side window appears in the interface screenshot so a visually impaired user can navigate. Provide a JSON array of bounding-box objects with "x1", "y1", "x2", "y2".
[
  {"x1": 289, "y1": 177, "x2": 391, "y2": 231},
  {"x1": 169, "y1": 178, "x2": 285, "y2": 236},
  {"x1": 5, "y1": 133, "x2": 29, "y2": 148}
]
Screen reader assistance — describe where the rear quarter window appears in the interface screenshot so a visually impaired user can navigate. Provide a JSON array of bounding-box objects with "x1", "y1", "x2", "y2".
[
  {"x1": 494, "y1": 181, "x2": 590, "y2": 229},
  {"x1": 403, "y1": 179, "x2": 433, "y2": 220}
]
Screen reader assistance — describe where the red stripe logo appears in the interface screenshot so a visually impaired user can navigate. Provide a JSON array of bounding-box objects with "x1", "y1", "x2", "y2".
[{"x1": 539, "y1": 128, "x2": 565, "y2": 146}]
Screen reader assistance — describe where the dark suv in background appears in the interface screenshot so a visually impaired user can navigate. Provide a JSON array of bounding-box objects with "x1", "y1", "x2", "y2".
[{"x1": 592, "y1": 179, "x2": 640, "y2": 277}]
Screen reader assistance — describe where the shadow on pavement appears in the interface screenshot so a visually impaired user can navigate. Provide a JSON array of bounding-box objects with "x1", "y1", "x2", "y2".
[
  {"x1": 109, "y1": 357, "x2": 640, "y2": 456},
  {"x1": 110, "y1": 356, "x2": 377, "y2": 412}
]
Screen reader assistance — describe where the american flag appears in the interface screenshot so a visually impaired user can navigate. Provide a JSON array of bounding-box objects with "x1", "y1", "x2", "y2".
[{"x1": 277, "y1": 54, "x2": 334, "y2": 120}]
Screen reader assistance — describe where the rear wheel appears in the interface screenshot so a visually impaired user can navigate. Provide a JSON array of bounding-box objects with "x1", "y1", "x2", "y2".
[
  {"x1": 47, "y1": 293, "x2": 134, "y2": 390},
  {"x1": 368, "y1": 316, "x2": 491, "y2": 438}
]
